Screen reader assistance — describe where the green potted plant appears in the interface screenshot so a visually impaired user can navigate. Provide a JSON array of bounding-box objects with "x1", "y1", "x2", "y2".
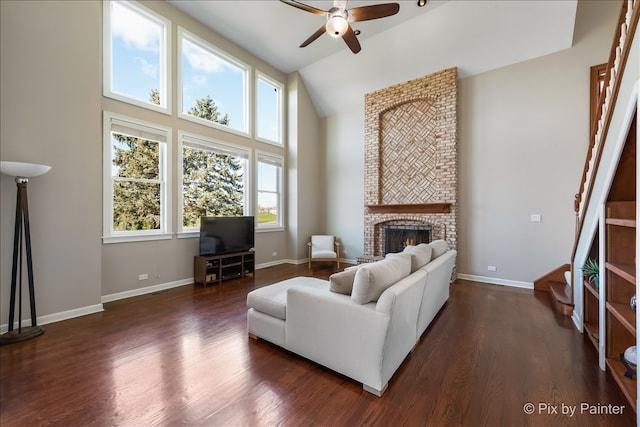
[{"x1": 582, "y1": 258, "x2": 600, "y2": 289}]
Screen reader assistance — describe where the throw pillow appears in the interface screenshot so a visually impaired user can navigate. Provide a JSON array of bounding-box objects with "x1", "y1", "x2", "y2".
[
  {"x1": 329, "y1": 269, "x2": 358, "y2": 295},
  {"x1": 403, "y1": 244, "x2": 433, "y2": 272},
  {"x1": 429, "y1": 240, "x2": 448, "y2": 259},
  {"x1": 351, "y1": 253, "x2": 411, "y2": 304}
]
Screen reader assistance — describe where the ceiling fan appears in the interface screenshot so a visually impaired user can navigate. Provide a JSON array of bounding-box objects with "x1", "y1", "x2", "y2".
[{"x1": 279, "y1": 0, "x2": 400, "y2": 54}]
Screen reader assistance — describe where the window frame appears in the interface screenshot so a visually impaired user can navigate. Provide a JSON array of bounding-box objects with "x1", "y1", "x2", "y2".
[
  {"x1": 256, "y1": 151, "x2": 284, "y2": 232},
  {"x1": 103, "y1": 0, "x2": 171, "y2": 114},
  {"x1": 102, "y1": 111, "x2": 172, "y2": 243},
  {"x1": 177, "y1": 131, "x2": 252, "y2": 237},
  {"x1": 255, "y1": 71, "x2": 285, "y2": 146},
  {"x1": 177, "y1": 27, "x2": 251, "y2": 137}
]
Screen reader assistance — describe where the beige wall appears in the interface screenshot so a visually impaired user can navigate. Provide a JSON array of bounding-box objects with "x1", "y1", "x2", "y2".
[
  {"x1": 286, "y1": 73, "x2": 324, "y2": 262},
  {"x1": 1, "y1": 1, "x2": 103, "y2": 322},
  {"x1": 325, "y1": 0, "x2": 619, "y2": 284},
  {"x1": 0, "y1": 0, "x2": 322, "y2": 324},
  {"x1": 325, "y1": 106, "x2": 365, "y2": 262}
]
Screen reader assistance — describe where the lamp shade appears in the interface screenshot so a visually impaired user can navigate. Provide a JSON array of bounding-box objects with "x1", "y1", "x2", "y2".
[{"x1": 0, "y1": 161, "x2": 51, "y2": 178}]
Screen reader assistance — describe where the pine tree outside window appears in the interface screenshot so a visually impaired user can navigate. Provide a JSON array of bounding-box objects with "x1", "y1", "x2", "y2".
[
  {"x1": 179, "y1": 132, "x2": 249, "y2": 234},
  {"x1": 178, "y1": 27, "x2": 249, "y2": 136},
  {"x1": 103, "y1": 112, "x2": 171, "y2": 243}
]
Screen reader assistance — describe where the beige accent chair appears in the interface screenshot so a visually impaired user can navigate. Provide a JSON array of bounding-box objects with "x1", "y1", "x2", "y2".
[{"x1": 308, "y1": 235, "x2": 340, "y2": 269}]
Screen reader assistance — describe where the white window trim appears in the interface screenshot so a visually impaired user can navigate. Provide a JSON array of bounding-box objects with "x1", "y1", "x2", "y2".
[
  {"x1": 256, "y1": 151, "x2": 284, "y2": 231},
  {"x1": 103, "y1": 0, "x2": 171, "y2": 115},
  {"x1": 177, "y1": 26, "x2": 251, "y2": 137},
  {"x1": 102, "y1": 111, "x2": 172, "y2": 243},
  {"x1": 255, "y1": 70, "x2": 285, "y2": 146},
  {"x1": 177, "y1": 130, "x2": 252, "y2": 237}
]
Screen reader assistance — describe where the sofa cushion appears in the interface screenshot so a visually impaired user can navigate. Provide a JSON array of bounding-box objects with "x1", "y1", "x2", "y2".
[
  {"x1": 247, "y1": 277, "x2": 328, "y2": 320},
  {"x1": 329, "y1": 269, "x2": 357, "y2": 295},
  {"x1": 403, "y1": 244, "x2": 433, "y2": 272},
  {"x1": 429, "y1": 239, "x2": 448, "y2": 259},
  {"x1": 351, "y1": 253, "x2": 411, "y2": 304}
]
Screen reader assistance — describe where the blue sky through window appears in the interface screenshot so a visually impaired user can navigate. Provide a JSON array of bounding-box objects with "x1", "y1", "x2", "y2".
[
  {"x1": 110, "y1": 1, "x2": 162, "y2": 105},
  {"x1": 257, "y1": 78, "x2": 278, "y2": 142},
  {"x1": 181, "y1": 37, "x2": 245, "y2": 132}
]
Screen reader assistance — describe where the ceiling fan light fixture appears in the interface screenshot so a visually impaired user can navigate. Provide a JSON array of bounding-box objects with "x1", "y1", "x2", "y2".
[{"x1": 326, "y1": 15, "x2": 348, "y2": 38}]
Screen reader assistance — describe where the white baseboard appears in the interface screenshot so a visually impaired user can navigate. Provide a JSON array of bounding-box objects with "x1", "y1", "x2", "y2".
[
  {"x1": 572, "y1": 311, "x2": 582, "y2": 332},
  {"x1": 0, "y1": 303, "x2": 104, "y2": 333},
  {"x1": 456, "y1": 273, "x2": 533, "y2": 290},
  {"x1": 101, "y1": 278, "x2": 193, "y2": 303}
]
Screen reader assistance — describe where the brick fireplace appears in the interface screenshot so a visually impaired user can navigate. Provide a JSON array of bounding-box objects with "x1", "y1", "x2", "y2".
[{"x1": 363, "y1": 67, "x2": 457, "y2": 278}]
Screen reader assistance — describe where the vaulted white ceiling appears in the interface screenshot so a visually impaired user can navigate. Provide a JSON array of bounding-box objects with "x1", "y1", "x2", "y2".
[{"x1": 169, "y1": 0, "x2": 578, "y2": 117}]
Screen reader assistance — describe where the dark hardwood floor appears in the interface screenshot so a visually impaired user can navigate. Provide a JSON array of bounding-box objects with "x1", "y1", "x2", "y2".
[{"x1": 0, "y1": 263, "x2": 635, "y2": 426}]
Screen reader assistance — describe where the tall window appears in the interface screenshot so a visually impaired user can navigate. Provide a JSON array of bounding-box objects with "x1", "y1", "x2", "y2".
[
  {"x1": 256, "y1": 72, "x2": 284, "y2": 144},
  {"x1": 103, "y1": 112, "x2": 171, "y2": 242},
  {"x1": 179, "y1": 132, "x2": 250, "y2": 234},
  {"x1": 179, "y1": 27, "x2": 250, "y2": 135},
  {"x1": 103, "y1": 0, "x2": 170, "y2": 113},
  {"x1": 257, "y1": 152, "x2": 284, "y2": 229}
]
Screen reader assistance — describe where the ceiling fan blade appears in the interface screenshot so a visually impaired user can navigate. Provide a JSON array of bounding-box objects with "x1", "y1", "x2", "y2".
[
  {"x1": 348, "y1": 3, "x2": 400, "y2": 22},
  {"x1": 342, "y1": 25, "x2": 361, "y2": 54},
  {"x1": 279, "y1": 0, "x2": 327, "y2": 16},
  {"x1": 300, "y1": 24, "x2": 327, "y2": 47}
]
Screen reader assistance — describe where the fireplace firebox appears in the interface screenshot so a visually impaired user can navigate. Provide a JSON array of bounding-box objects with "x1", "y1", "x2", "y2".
[{"x1": 383, "y1": 223, "x2": 432, "y2": 255}]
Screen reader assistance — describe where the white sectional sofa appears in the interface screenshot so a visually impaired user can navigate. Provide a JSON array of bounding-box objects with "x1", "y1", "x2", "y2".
[{"x1": 246, "y1": 240, "x2": 457, "y2": 396}]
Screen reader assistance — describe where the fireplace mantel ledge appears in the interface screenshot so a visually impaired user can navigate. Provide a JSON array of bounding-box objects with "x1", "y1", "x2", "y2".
[{"x1": 366, "y1": 203, "x2": 451, "y2": 214}]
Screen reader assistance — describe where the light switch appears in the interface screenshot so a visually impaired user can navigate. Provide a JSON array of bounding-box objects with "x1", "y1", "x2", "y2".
[{"x1": 531, "y1": 214, "x2": 541, "y2": 222}]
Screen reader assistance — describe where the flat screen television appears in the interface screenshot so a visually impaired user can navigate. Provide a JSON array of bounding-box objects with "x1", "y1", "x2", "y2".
[{"x1": 199, "y1": 216, "x2": 255, "y2": 256}]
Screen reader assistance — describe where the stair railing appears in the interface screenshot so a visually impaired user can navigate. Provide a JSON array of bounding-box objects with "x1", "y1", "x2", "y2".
[{"x1": 573, "y1": 0, "x2": 639, "y2": 260}]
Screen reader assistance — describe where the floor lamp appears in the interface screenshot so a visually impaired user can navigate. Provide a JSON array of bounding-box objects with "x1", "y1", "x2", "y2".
[{"x1": 0, "y1": 161, "x2": 51, "y2": 345}]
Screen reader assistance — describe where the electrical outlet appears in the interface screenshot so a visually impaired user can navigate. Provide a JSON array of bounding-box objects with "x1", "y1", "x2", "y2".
[
  {"x1": 531, "y1": 214, "x2": 541, "y2": 222},
  {"x1": 487, "y1": 266, "x2": 497, "y2": 272},
  {"x1": 139, "y1": 274, "x2": 148, "y2": 280},
  {"x1": 272, "y1": 252, "x2": 277, "y2": 257}
]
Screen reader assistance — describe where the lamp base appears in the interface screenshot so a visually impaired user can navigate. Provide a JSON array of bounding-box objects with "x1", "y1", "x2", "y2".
[{"x1": 0, "y1": 326, "x2": 45, "y2": 345}]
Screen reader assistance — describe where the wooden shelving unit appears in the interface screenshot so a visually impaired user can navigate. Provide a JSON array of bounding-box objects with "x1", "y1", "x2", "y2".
[
  {"x1": 601, "y1": 112, "x2": 636, "y2": 412},
  {"x1": 604, "y1": 201, "x2": 636, "y2": 411},
  {"x1": 194, "y1": 250, "x2": 255, "y2": 286},
  {"x1": 583, "y1": 279, "x2": 600, "y2": 350}
]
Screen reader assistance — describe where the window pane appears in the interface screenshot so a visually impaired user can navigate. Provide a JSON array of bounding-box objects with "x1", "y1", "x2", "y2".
[
  {"x1": 257, "y1": 158, "x2": 281, "y2": 227},
  {"x1": 258, "y1": 161, "x2": 277, "y2": 192},
  {"x1": 257, "y1": 77, "x2": 279, "y2": 142},
  {"x1": 110, "y1": 1, "x2": 163, "y2": 106},
  {"x1": 182, "y1": 146, "x2": 245, "y2": 228},
  {"x1": 112, "y1": 133, "x2": 159, "y2": 179},
  {"x1": 181, "y1": 37, "x2": 245, "y2": 132},
  {"x1": 113, "y1": 181, "x2": 161, "y2": 231}
]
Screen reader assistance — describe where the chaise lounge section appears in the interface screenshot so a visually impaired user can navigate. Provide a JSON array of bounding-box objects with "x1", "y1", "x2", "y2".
[{"x1": 247, "y1": 240, "x2": 457, "y2": 396}]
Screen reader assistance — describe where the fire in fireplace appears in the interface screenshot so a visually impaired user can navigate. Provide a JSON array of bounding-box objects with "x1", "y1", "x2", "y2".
[{"x1": 383, "y1": 223, "x2": 432, "y2": 254}]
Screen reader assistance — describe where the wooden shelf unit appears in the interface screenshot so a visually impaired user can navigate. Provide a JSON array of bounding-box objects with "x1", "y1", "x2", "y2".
[
  {"x1": 194, "y1": 250, "x2": 255, "y2": 286},
  {"x1": 584, "y1": 279, "x2": 600, "y2": 350},
  {"x1": 603, "y1": 198, "x2": 636, "y2": 411}
]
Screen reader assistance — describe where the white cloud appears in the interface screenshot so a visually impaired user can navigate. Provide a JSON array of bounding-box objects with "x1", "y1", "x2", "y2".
[
  {"x1": 134, "y1": 57, "x2": 157, "y2": 79},
  {"x1": 192, "y1": 75, "x2": 207, "y2": 86},
  {"x1": 183, "y1": 39, "x2": 226, "y2": 73},
  {"x1": 111, "y1": 2, "x2": 160, "y2": 53}
]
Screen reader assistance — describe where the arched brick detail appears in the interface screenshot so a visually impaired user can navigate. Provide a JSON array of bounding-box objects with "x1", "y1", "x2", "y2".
[{"x1": 364, "y1": 68, "x2": 457, "y2": 280}]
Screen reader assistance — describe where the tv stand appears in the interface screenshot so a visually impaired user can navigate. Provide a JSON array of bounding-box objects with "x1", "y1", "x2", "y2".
[{"x1": 194, "y1": 250, "x2": 255, "y2": 286}]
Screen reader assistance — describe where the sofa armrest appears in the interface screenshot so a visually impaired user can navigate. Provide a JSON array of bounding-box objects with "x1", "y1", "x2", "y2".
[
  {"x1": 417, "y1": 249, "x2": 457, "y2": 338},
  {"x1": 286, "y1": 286, "x2": 390, "y2": 390}
]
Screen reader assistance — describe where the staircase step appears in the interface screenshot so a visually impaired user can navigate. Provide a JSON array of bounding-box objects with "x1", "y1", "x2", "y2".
[{"x1": 548, "y1": 281, "x2": 574, "y2": 316}]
